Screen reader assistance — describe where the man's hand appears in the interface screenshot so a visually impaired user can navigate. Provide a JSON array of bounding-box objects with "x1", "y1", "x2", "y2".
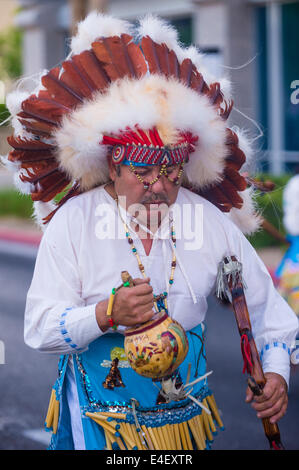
[
  {"x1": 245, "y1": 372, "x2": 288, "y2": 424},
  {"x1": 96, "y1": 277, "x2": 154, "y2": 331}
]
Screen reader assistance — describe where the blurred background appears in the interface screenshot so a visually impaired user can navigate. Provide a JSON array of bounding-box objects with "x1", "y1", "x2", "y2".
[{"x1": 0, "y1": 0, "x2": 298, "y2": 450}]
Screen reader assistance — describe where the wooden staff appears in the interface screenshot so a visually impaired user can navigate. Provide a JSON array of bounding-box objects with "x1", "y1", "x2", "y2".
[
  {"x1": 261, "y1": 218, "x2": 290, "y2": 246},
  {"x1": 220, "y1": 256, "x2": 284, "y2": 450}
]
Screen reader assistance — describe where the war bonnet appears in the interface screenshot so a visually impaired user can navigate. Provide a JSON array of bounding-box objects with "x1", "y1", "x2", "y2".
[{"x1": 3, "y1": 12, "x2": 261, "y2": 234}]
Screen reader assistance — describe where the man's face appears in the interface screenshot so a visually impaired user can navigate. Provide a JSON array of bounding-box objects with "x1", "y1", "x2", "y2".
[{"x1": 108, "y1": 161, "x2": 181, "y2": 228}]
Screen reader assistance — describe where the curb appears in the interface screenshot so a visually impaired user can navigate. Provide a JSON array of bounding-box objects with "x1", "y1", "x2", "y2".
[{"x1": 0, "y1": 228, "x2": 42, "y2": 247}]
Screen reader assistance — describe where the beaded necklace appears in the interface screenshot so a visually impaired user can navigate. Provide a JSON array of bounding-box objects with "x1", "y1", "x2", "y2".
[{"x1": 118, "y1": 205, "x2": 177, "y2": 314}]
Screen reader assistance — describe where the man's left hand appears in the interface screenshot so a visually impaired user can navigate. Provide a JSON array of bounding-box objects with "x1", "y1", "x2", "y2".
[{"x1": 245, "y1": 372, "x2": 288, "y2": 424}]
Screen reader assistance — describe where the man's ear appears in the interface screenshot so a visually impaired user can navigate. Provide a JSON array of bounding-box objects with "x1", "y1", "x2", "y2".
[{"x1": 107, "y1": 155, "x2": 116, "y2": 181}]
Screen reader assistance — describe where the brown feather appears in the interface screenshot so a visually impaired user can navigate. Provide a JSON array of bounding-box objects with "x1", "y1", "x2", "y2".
[
  {"x1": 219, "y1": 99, "x2": 233, "y2": 120},
  {"x1": 18, "y1": 118, "x2": 53, "y2": 137},
  {"x1": 154, "y1": 42, "x2": 171, "y2": 76},
  {"x1": 180, "y1": 58, "x2": 193, "y2": 87},
  {"x1": 42, "y1": 182, "x2": 82, "y2": 224},
  {"x1": 226, "y1": 145, "x2": 246, "y2": 171},
  {"x1": 20, "y1": 162, "x2": 60, "y2": 185},
  {"x1": 9, "y1": 149, "x2": 55, "y2": 164},
  {"x1": 200, "y1": 185, "x2": 233, "y2": 212},
  {"x1": 41, "y1": 67, "x2": 83, "y2": 108},
  {"x1": 141, "y1": 36, "x2": 162, "y2": 74},
  {"x1": 72, "y1": 50, "x2": 110, "y2": 91},
  {"x1": 225, "y1": 159, "x2": 243, "y2": 172},
  {"x1": 60, "y1": 60, "x2": 94, "y2": 99},
  {"x1": 226, "y1": 129, "x2": 239, "y2": 146},
  {"x1": 168, "y1": 49, "x2": 180, "y2": 79},
  {"x1": 121, "y1": 34, "x2": 147, "y2": 78},
  {"x1": 224, "y1": 167, "x2": 247, "y2": 191},
  {"x1": 21, "y1": 96, "x2": 68, "y2": 126},
  {"x1": 92, "y1": 35, "x2": 137, "y2": 81},
  {"x1": 190, "y1": 69, "x2": 209, "y2": 94},
  {"x1": 217, "y1": 179, "x2": 244, "y2": 208},
  {"x1": 21, "y1": 164, "x2": 71, "y2": 202},
  {"x1": 207, "y1": 82, "x2": 223, "y2": 106},
  {"x1": 182, "y1": 179, "x2": 233, "y2": 213},
  {"x1": 7, "y1": 136, "x2": 55, "y2": 151},
  {"x1": 31, "y1": 176, "x2": 70, "y2": 202}
]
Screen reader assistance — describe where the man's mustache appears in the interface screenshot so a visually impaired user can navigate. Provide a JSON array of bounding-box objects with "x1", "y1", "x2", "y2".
[{"x1": 140, "y1": 194, "x2": 169, "y2": 205}]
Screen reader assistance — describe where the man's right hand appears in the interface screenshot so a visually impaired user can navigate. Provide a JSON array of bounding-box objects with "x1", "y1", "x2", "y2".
[{"x1": 95, "y1": 277, "x2": 155, "y2": 332}]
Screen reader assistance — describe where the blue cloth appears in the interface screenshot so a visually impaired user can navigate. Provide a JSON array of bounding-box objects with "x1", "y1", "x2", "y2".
[
  {"x1": 48, "y1": 323, "x2": 208, "y2": 450},
  {"x1": 275, "y1": 234, "x2": 299, "y2": 278}
]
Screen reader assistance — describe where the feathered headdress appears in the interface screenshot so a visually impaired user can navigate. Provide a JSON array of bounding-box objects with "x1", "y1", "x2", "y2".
[{"x1": 3, "y1": 12, "x2": 262, "y2": 233}]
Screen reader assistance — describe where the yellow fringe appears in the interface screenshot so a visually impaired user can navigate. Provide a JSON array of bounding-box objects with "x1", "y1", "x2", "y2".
[
  {"x1": 45, "y1": 388, "x2": 60, "y2": 434},
  {"x1": 85, "y1": 392, "x2": 222, "y2": 450}
]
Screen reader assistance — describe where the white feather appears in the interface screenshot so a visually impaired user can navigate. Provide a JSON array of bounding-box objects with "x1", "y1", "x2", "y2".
[
  {"x1": 13, "y1": 171, "x2": 35, "y2": 195},
  {"x1": 175, "y1": 45, "x2": 232, "y2": 100},
  {"x1": 137, "y1": 14, "x2": 179, "y2": 50},
  {"x1": 32, "y1": 200, "x2": 56, "y2": 232},
  {"x1": 231, "y1": 126, "x2": 256, "y2": 173},
  {"x1": 0, "y1": 154, "x2": 21, "y2": 172},
  {"x1": 227, "y1": 187, "x2": 262, "y2": 235},
  {"x1": 5, "y1": 90, "x2": 29, "y2": 116},
  {"x1": 283, "y1": 174, "x2": 299, "y2": 236},
  {"x1": 71, "y1": 12, "x2": 133, "y2": 55}
]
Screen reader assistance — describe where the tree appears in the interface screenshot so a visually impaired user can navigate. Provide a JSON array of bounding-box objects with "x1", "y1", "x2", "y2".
[
  {"x1": 0, "y1": 26, "x2": 22, "y2": 125},
  {"x1": 69, "y1": 0, "x2": 108, "y2": 34}
]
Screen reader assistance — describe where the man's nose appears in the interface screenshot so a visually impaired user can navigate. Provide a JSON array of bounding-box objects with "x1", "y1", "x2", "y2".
[{"x1": 148, "y1": 174, "x2": 167, "y2": 193}]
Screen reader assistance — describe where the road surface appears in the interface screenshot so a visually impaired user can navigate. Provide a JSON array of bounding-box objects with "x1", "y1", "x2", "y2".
[{"x1": 0, "y1": 242, "x2": 298, "y2": 450}]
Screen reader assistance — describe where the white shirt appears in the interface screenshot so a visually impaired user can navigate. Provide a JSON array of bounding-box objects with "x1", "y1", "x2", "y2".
[{"x1": 24, "y1": 185, "x2": 299, "y2": 449}]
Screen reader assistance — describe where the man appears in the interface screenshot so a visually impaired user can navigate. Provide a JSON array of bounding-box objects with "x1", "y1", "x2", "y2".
[{"x1": 4, "y1": 13, "x2": 298, "y2": 450}]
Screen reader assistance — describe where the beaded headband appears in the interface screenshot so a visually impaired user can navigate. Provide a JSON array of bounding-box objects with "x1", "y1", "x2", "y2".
[
  {"x1": 102, "y1": 127, "x2": 197, "y2": 167},
  {"x1": 112, "y1": 143, "x2": 189, "y2": 167}
]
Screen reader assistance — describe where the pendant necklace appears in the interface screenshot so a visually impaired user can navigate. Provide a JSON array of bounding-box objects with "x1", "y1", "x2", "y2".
[{"x1": 117, "y1": 202, "x2": 177, "y2": 314}]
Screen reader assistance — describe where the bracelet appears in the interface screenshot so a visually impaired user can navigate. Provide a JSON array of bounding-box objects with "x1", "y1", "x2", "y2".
[
  {"x1": 107, "y1": 288, "x2": 117, "y2": 330},
  {"x1": 106, "y1": 282, "x2": 131, "y2": 331}
]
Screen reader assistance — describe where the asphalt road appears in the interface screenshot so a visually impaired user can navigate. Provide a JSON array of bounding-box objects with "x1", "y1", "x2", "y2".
[{"x1": 0, "y1": 243, "x2": 298, "y2": 451}]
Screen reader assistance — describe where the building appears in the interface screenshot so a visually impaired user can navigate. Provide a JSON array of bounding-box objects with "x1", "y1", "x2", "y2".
[{"x1": 13, "y1": 0, "x2": 299, "y2": 174}]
